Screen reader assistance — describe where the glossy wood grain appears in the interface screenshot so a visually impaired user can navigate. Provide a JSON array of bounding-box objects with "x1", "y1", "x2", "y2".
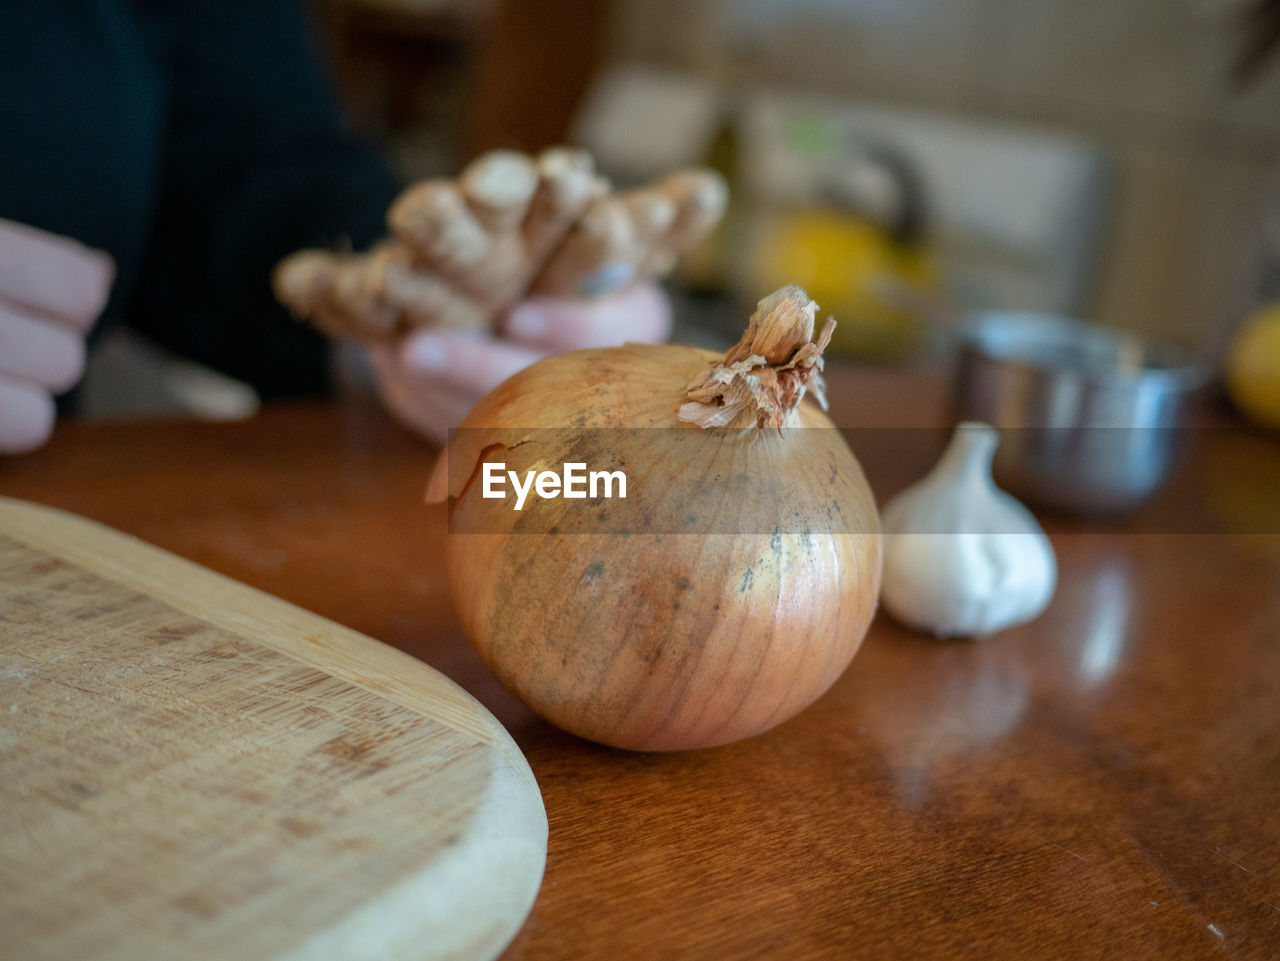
[{"x1": 3, "y1": 369, "x2": 1278, "y2": 960}]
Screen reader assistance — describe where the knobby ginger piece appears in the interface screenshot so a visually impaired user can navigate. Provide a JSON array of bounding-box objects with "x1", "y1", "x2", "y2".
[{"x1": 274, "y1": 148, "x2": 727, "y2": 342}]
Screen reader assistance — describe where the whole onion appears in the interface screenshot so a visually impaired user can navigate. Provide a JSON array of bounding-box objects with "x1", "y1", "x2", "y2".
[{"x1": 429, "y1": 286, "x2": 881, "y2": 750}]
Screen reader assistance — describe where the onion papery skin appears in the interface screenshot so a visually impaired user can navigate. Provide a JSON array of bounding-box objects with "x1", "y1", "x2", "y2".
[{"x1": 433, "y1": 342, "x2": 881, "y2": 751}]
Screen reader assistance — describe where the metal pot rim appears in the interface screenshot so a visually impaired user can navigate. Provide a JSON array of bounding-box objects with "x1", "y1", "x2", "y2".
[{"x1": 958, "y1": 311, "x2": 1207, "y2": 392}]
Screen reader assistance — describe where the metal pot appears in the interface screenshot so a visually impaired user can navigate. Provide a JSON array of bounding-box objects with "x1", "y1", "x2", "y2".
[{"x1": 952, "y1": 311, "x2": 1206, "y2": 514}]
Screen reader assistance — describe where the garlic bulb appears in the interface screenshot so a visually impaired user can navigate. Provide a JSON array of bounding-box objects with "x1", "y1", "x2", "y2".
[{"x1": 881, "y1": 422, "x2": 1056, "y2": 637}]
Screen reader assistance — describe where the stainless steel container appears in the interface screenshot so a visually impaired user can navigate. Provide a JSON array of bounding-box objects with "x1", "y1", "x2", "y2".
[{"x1": 952, "y1": 312, "x2": 1206, "y2": 514}]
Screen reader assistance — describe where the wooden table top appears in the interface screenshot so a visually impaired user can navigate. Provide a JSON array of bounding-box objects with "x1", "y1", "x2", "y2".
[{"x1": 3, "y1": 364, "x2": 1279, "y2": 960}]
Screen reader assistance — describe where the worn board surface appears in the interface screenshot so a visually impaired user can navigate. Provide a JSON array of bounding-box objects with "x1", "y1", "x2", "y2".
[{"x1": 0, "y1": 497, "x2": 546, "y2": 961}]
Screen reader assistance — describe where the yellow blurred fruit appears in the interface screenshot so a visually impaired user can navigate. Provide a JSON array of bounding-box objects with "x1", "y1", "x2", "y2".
[
  {"x1": 1226, "y1": 301, "x2": 1280, "y2": 429},
  {"x1": 751, "y1": 210, "x2": 939, "y2": 360}
]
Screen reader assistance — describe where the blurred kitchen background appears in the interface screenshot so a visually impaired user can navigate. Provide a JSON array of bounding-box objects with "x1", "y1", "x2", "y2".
[{"x1": 80, "y1": 0, "x2": 1280, "y2": 417}]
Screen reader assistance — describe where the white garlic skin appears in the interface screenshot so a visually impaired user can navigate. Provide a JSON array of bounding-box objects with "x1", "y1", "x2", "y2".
[{"x1": 880, "y1": 422, "x2": 1057, "y2": 638}]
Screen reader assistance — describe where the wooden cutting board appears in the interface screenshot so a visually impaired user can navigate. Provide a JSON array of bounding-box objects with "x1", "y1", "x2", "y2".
[{"x1": 0, "y1": 497, "x2": 546, "y2": 961}]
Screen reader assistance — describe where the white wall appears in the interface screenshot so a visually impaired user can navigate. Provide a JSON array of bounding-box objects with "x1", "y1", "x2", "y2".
[{"x1": 608, "y1": 0, "x2": 1280, "y2": 349}]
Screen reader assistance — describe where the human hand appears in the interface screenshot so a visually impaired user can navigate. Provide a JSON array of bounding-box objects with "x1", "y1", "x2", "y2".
[
  {"x1": 369, "y1": 282, "x2": 672, "y2": 444},
  {"x1": 0, "y1": 220, "x2": 114, "y2": 453}
]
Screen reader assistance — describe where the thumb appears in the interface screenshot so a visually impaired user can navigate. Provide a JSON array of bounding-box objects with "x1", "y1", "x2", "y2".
[
  {"x1": 502, "y1": 283, "x2": 671, "y2": 352},
  {"x1": 399, "y1": 328, "x2": 547, "y2": 397}
]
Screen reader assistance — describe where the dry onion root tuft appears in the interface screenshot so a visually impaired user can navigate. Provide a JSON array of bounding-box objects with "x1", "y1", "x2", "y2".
[
  {"x1": 431, "y1": 286, "x2": 881, "y2": 751},
  {"x1": 680, "y1": 285, "x2": 836, "y2": 429}
]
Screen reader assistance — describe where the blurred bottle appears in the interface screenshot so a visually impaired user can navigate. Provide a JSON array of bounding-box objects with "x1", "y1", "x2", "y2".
[
  {"x1": 750, "y1": 128, "x2": 942, "y2": 360},
  {"x1": 677, "y1": 45, "x2": 754, "y2": 294}
]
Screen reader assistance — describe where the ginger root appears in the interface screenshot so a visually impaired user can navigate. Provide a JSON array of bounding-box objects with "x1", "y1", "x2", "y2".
[{"x1": 273, "y1": 148, "x2": 727, "y2": 341}]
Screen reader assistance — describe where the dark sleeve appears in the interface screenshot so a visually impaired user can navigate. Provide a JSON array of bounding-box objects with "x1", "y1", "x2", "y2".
[{"x1": 132, "y1": 1, "x2": 401, "y2": 399}]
